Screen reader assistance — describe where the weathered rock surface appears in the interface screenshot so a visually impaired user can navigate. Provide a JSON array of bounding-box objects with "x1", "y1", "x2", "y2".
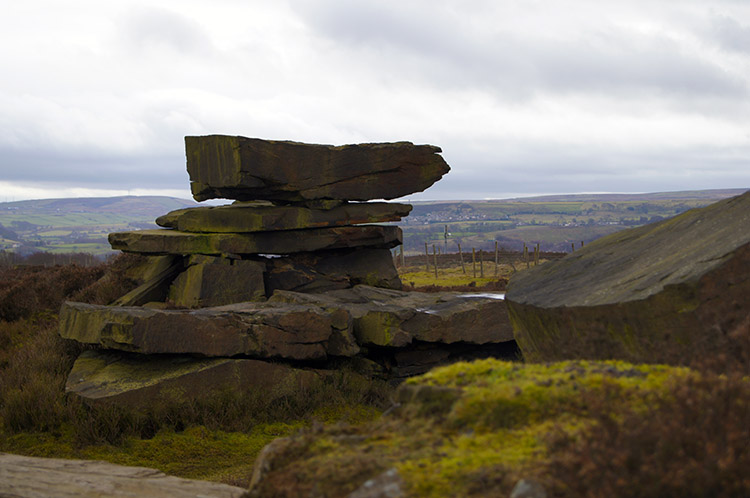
[
  {"x1": 0, "y1": 452, "x2": 247, "y2": 498},
  {"x1": 156, "y1": 201, "x2": 412, "y2": 232},
  {"x1": 59, "y1": 301, "x2": 358, "y2": 360},
  {"x1": 168, "y1": 255, "x2": 266, "y2": 307},
  {"x1": 66, "y1": 350, "x2": 320, "y2": 404},
  {"x1": 269, "y1": 285, "x2": 513, "y2": 347},
  {"x1": 506, "y1": 190, "x2": 750, "y2": 363},
  {"x1": 112, "y1": 255, "x2": 184, "y2": 306},
  {"x1": 265, "y1": 248, "x2": 402, "y2": 294},
  {"x1": 108, "y1": 226, "x2": 402, "y2": 255},
  {"x1": 185, "y1": 135, "x2": 450, "y2": 202}
]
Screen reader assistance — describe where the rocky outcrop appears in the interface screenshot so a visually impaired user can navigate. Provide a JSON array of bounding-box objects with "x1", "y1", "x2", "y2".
[
  {"x1": 0, "y1": 453, "x2": 247, "y2": 498},
  {"x1": 60, "y1": 134, "x2": 518, "y2": 408},
  {"x1": 506, "y1": 190, "x2": 750, "y2": 363},
  {"x1": 185, "y1": 135, "x2": 450, "y2": 202},
  {"x1": 156, "y1": 201, "x2": 412, "y2": 232}
]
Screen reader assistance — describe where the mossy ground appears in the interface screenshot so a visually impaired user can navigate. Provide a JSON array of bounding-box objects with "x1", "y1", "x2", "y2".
[
  {"x1": 2, "y1": 257, "x2": 748, "y2": 496},
  {"x1": 248, "y1": 358, "x2": 734, "y2": 497},
  {"x1": 1, "y1": 406, "x2": 381, "y2": 486}
]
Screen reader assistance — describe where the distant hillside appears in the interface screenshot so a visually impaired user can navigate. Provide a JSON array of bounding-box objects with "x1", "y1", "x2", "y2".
[
  {"x1": 399, "y1": 188, "x2": 749, "y2": 254},
  {"x1": 1, "y1": 189, "x2": 747, "y2": 256},
  {"x1": 0, "y1": 196, "x2": 198, "y2": 217},
  {"x1": 0, "y1": 196, "x2": 197, "y2": 255}
]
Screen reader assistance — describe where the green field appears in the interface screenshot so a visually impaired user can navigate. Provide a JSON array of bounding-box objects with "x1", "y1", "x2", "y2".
[{"x1": 0, "y1": 196, "x2": 196, "y2": 255}]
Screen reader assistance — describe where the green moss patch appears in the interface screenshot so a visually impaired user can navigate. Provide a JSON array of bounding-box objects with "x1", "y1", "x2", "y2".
[{"x1": 247, "y1": 358, "x2": 707, "y2": 497}]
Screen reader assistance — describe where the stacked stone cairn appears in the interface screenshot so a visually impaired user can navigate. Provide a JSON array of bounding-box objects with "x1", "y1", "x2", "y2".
[{"x1": 59, "y1": 135, "x2": 516, "y2": 406}]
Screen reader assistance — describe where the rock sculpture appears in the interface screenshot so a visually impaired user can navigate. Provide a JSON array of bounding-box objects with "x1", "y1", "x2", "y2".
[{"x1": 59, "y1": 136, "x2": 515, "y2": 404}]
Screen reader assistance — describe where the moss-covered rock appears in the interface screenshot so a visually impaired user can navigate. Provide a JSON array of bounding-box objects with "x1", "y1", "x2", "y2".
[
  {"x1": 65, "y1": 350, "x2": 321, "y2": 406},
  {"x1": 108, "y1": 226, "x2": 402, "y2": 256},
  {"x1": 59, "y1": 300, "x2": 357, "y2": 359},
  {"x1": 156, "y1": 202, "x2": 412, "y2": 233},
  {"x1": 247, "y1": 358, "x2": 700, "y2": 497}
]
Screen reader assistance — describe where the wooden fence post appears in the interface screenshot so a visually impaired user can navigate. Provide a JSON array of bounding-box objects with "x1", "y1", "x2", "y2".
[
  {"x1": 425, "y1": 242, "x2": 430, "y2": 271},
  {"x1": 494, "y1": 241, "x2": 499, "y2": 276},
  {"x1": 524, "y1": 244, "x2": 529, "y2": 269},
  {"x1": 458, "y1": 243, "x2": 466, "y2": 274},
  {"x1": 472, "y1": 248, "x2": 477, "y2": 278},
  {"x1": 433, "y1": 244, "x2": 438, "y2": 279}
]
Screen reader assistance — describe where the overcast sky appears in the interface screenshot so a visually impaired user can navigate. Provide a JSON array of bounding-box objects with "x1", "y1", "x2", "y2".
[{"x1": 1, "y1": 0, "x2": 749, "y2": 202}]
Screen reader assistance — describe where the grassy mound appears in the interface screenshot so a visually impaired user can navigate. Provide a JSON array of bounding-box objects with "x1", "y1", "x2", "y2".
[{"x1": 246, "y1": 358, "x2": 750, "y2": 497}]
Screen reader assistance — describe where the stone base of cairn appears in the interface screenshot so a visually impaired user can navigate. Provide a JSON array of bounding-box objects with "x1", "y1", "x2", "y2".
[{"x1": 59, "y1": 135, "x2": 517, "y2": 406}]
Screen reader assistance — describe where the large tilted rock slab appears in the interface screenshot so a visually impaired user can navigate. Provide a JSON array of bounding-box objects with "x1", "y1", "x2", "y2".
[
  {"x1": 156, "y1": 201, "x2": 412, "y2": 232},
  {"x1": 0, "y1": 452, "x2": 247, "y2": 498},
  {"x1": 506, "y1": 190, "x2": 750, "y2": 363},
  {"x1": 66, "y1": 350, "x2": 321, "y2": 405},
  {"x1": 59, "y1": 300, "x2": 358, "y2": 360},
  {"x1": 185, "y1": 135, "x2": 450, "y2": 202},
  {"x1": 269, "y1": 285, "x2": 513, "y2": 347},
  {"x1": 109, "y1": 225, "x2": 402, "y2": 255}
]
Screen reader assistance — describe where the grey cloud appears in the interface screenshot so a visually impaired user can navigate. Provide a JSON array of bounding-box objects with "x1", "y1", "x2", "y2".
[
  {"x1": 119, "y1": 6, "x2": 216, "y2": 56},
  {"x1": 0, "y1": 147, "x2": 188, "y2": 190},
  {"x1": 709, "y1": 15, "x2": 750, "y2": 54},
  {"x1": 295, "y1": 1, "x2": 747, "y2": 101},
  {"x1": 407, "y1": 142, "x2": 750, "y2": 200}
]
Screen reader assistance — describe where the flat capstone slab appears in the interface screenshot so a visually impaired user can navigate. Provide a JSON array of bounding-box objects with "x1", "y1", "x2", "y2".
[
  {"x1": 185, "y1": 135, "x2": 450, "y2": 202},
  {"x1": 108, "y1": 225, "x2": 402, "y2": 255}
]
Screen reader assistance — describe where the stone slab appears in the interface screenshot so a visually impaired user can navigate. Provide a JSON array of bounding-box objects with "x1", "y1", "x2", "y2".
[
  {"x1": 59, "y1": 300, "x2": 358, "y2": 360},
  {"x1": 506, "y1": 190, "x2": 750, "y2": 363},
  {"x1": 112, "y1": 255, "x2": 184, "y2": 307},
  {"x1": 156, "y1": 202, "x2": 412, "y2": 233},
  {"x1": 65, "y1": 350, "x2": 321, "y2": 405},
  {"x1": 0, "y1": 452, "x2": 247, "y2": 498},
  {"x1": 185, "y1": 135, "x2": 450, "y2": 202},
  {"x1": 265, "y1": 248, "x2": 402, "y2": 294},
  {"x1": 108, "y1": 225, "x2": 402, "y2": 255},
  {"x1": 269, "y1": 285, "x2": 514, "y2": 347},
  {"x1": 168, "y1": 255, "x2": 266, "y2": 308}
]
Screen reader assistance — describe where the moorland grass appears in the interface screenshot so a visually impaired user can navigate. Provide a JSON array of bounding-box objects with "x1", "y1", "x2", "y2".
[{"x1": 0, "y1": 255, "x2": 391, "y2": 486}]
